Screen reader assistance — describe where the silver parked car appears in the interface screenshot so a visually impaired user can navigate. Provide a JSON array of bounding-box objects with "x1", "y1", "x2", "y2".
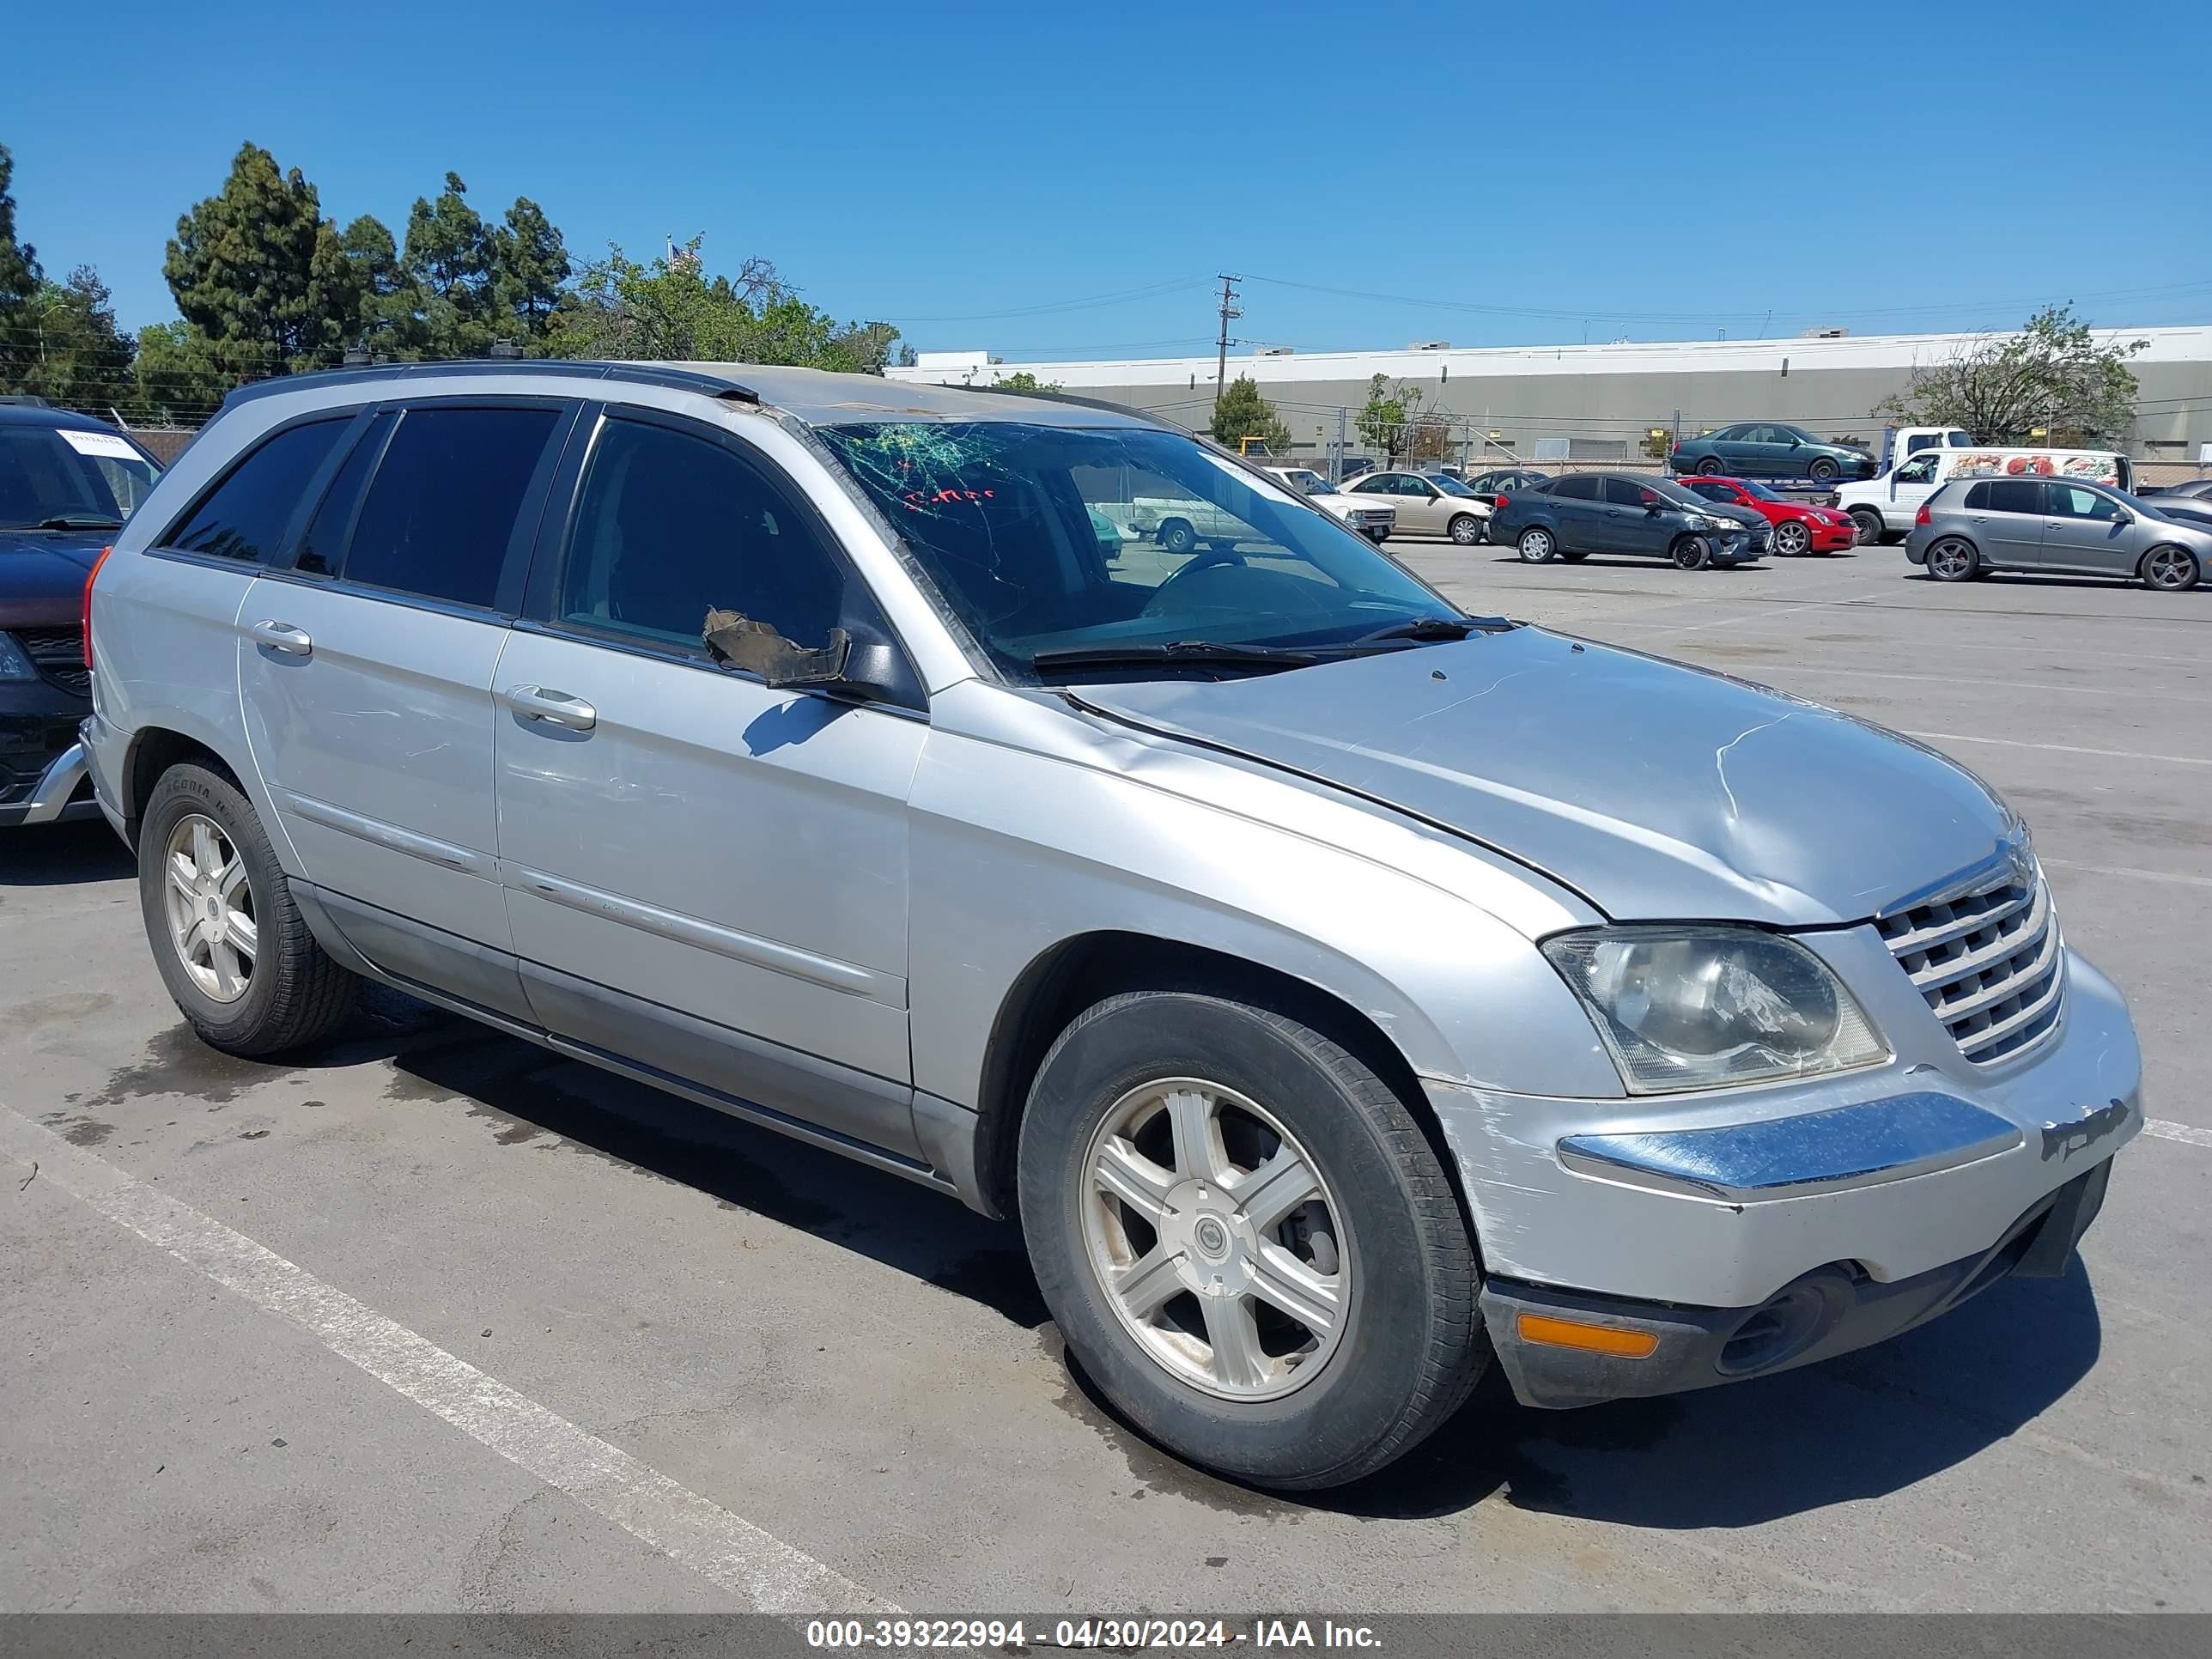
[
  {"x1": 84, "y1": 362, "x2": 2142, "y2": 1489},
  {"x1": 1906, "y1": 475, "x2": 2208, "y2": 591}
]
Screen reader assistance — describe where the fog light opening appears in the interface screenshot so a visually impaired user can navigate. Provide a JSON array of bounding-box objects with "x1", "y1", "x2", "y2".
[{"x1": 1717, "y1": 1281, "x2": 1831, "y2": 1376}]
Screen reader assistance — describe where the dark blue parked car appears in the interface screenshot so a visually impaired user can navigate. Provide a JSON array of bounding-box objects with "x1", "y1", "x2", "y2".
[
  {"x1": 0, "y1": 398, "x2": 163, "y2": 827},
  {"x1": 1672, "y1": 422, "x2": 1876, "y2": 483}
]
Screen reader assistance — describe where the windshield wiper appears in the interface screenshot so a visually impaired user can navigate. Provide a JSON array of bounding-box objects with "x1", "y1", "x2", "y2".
[
  {"x1": 25, "y1": 514, "x2": 125, "y2": 532},
  {"x1": 1351, "y1": 615, "x2": 1510, "y2": 645},
  {"x1": 1030, "y1": 640, "x2": 1323, "y2": 672}
]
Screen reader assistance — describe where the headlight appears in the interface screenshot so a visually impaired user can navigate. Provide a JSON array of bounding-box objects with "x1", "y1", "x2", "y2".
[
  {"x1": 1543, "y1": 926, "x2": 1887, "y2": 1094},
  {"x1": 0, "y1": 633, "x2": 38, "y2": 682}
]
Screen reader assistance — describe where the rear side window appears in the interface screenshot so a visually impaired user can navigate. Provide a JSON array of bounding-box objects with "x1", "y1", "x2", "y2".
[
  {"x1": 164, "y1": 418, "x2": 349, "y2": 562},
  {"x1": 1985, "y1": 480, "x2": 2044, "y2": 514},
  {"x1": 1551, "y1": 476, "x2": 1601, "y2": 501},
  {"x1": 296, "y1": 413, "x2": 395, "y2": 577},
  {"x1": 1962, "y1": 482, "x2": 1993, "y2": 509},
  {"x1": 341, "y1": 406, "x2": 560, "y2": 608}
]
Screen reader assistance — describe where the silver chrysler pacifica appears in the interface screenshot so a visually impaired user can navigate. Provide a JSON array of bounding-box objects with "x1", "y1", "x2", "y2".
[{"x1": 82, "y1": 362, "x2": 2142, "y2": 1489}]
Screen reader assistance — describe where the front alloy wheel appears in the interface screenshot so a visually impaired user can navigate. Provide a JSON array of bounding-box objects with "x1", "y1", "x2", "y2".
[
  {"x1": 2142, "y1": 544, "x2": 2201, "y2": 592},
  {"x1": 1448, "y1": 514, "x2": 1481, "y2": 546},
  {"x1": 163, "y1": 814, "x2": 256, "y2": 1003},
  {"x1": 1084, "y1": 1079, "x2": 1349, "y2": 1400}
]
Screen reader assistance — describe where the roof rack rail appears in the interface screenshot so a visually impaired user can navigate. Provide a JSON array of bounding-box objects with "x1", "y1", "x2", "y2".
[
  {"x1": 217, "y1": 359, "x2": 758, "y2": 410},
  {"x1": 954, "y1": 380, "x2": 1176, "y2": 427}
]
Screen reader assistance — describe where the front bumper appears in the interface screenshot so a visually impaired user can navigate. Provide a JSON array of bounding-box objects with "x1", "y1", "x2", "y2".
[
  {"x1": 1483, "y1": 1158, "x2": 2111, "y2": 1407},
  {"x1": 0, "y1": 680, "x2": 98, "y2": 826},
  {"x1": 1424, "y1": 941, "x2": 2142, "y2": 1401}
]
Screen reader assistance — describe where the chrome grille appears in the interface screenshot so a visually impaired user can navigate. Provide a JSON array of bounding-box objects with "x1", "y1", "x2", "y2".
[{"x1": 1877, "y1": 862, "x2": 2063, "y2": 1066}]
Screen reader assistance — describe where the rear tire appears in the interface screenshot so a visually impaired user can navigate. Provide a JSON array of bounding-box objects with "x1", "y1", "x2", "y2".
[
  {"x1": 1696, "y1": 457, "x2": 1725, "y2": 476},
  {"x1": 1448, "y1": 514, "x2": 1481, "y2": 546},
  {"x1": 2140, "y1": 544, "x2": 2201, "y2": 592},
  {"x1": 1926, "y1": 537, "x2": 1979, "y2": 582},
  {"x1": 1672, "y1": 534, "x2": 1713, "y2": 570},
  {"x1": 137, "y1": 763, "x2": 357, "y2": 1057},
  {"x1": 1017, "y1": 991, "x2": 1483, "y2": 1491},
  {"x1": 1160, "y1": 520, "x2": 1197, "y2": 555}
]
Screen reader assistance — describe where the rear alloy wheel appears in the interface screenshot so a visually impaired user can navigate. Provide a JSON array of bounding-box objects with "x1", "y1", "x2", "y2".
[
  {"x1": 1771, "y1": 520, "x2": 1811, "y2": 557},
  {"x1": 2141, "y1": 544, "x2": 2201, "y2": 592},
  {"x1": 1018, "y1": 991, "x2": 1483, "y2": 1489},
  {"x1": 1926, "y1": 537, "x2": 1979, "y2": 582},
  {"x1": 1516, "y1": 527, "x2": 1557, "y2": 563},
  {"x1": 1672, "y1": 534, "x2": 1713, "y2": 570},
  {"x1": 1850, "y1": 507, "x2": 1887, "y2": 546},
  {"x1": 1808, "y1": 457, "x2": 1839, "y2": 483},
  {"x1": 1448, "y1": 514, "x2": 1481, "y2": 546}
]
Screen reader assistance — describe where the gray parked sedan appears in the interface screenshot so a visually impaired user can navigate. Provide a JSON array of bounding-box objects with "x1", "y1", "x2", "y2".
[
  {"x1": 1906, "y1": 476, "x2": 2208, "y2": 590},
  {"x1": 83, "y1": 361, "x2": 2141, "y2": 1489}
]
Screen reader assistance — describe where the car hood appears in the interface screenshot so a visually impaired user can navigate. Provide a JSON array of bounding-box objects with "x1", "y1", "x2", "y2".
[
  {"x1": 1705, "y1": 502, "x2": 1765, "y2": 531},
  {"x1": 1078, "y1": 626, "x2": 2013, "y2": 927},
  {"x1": 0, "y1": 528, "x2": 106, "y2": 615}
]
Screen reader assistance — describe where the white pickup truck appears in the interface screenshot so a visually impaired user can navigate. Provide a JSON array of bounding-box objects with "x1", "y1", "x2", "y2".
[{"x1": 1120, "y1": 472, "x2": 1395, "y2": 550}]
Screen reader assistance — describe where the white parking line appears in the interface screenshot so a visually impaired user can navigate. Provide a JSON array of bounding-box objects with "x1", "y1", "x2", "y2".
[
  {"x1": 2145, "y1": 1120, "x2": 2212, "y2": 1150},
  {"x1": 1906, "y1": 732, "x2": 2212, "y2": 769},
  {"x1": 0, "y1": 1105, "x2": 894, "y2": 1617}
]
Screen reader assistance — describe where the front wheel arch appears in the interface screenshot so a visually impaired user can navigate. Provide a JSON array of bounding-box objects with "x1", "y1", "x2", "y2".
[{"x1": 970, "y1": 933, "x2": 1461, "y2": 1241}]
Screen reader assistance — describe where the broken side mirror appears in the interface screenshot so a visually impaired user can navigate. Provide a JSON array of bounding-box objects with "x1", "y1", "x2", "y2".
[{"x1": 703, "y1": 609, "x2": 907, "y2": 705}]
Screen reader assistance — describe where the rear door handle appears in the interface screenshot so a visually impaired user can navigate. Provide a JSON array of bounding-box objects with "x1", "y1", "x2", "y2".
[
  {"x1": 501, "y1": 684, "x2": 598, "y2": 732},
  {"x1": 247, "y1": 619, "x2": 313, "y2": 657}
]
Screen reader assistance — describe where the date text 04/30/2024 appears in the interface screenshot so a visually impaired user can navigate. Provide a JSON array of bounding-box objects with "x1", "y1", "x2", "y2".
[{"x1": 803, "y1": 1620, "x2": 1382, "y2": 1650}]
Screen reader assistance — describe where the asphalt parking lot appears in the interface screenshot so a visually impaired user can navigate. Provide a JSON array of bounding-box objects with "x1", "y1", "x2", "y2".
[{"x1": 2, "y1": 543, "x2": 2207, "y2": 1615}]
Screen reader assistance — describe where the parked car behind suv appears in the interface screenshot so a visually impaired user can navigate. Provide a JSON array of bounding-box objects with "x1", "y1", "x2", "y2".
[
  {"x1": 1680, "y1": 475, "x2": 1856, "y2": 556},
  {"x1": 86, "y1": 361, "x2": 2141, "y2": 1490},
  {"x1": 1489, "y1": 472, "x2": 1768, "y2": 568},
  {"x1": 1907, "y1": 476, "x2": 2207, "y2": 590},
  {"x1": 1342, "y1": 469, "x2": 1491, "y2": 544},
  {"x1": 1673, "y1": 423, "x2": 1877, "y2": 483},
  {"x1": 0, "y1": 399, "x2": 162, "y2": 827}
]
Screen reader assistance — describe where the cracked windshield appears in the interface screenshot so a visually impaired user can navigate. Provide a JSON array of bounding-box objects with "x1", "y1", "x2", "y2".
[{"x1": 817, "y1": 421, "x2": 1462, "y2": 678}]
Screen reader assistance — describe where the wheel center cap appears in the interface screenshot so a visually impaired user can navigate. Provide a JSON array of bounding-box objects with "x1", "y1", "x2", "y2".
[{"x1": 1194, "y1": 1216, "x2": 1230, "y2": 1258}]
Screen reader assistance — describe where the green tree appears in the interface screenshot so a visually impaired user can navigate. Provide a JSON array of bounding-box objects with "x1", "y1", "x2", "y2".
[
  {"x1": 0, "y1": 143, "x2": 41, "y2": 356},
  {"x1": 131, "y1": 320, "x2": 247, "y2": 423},
  {"x1": 164, "y1": 143, "x2": 345, "y2": 372},
  {"x1": 403, "y1": 172, "x2": 498, "y2": 357},
  {"x1": 990, "y1": 369, "x2": 1059, "y2": 392},
  {"x1": 1876, "y1": 304, "x2": 2148, "y2": 447},
  {"x1": 546, "y1": 238, "x2": 899, "y2": 372},
  {"x1": 1210, "y1": 374, "x2": 1291, "y2": 451},
  {"x1": 1355, "y1": 372, "x2": 1418, "y2": 460},
  {"x1": 333, "y1": 213, "x2": 419, "y2": 356},
  {"x1": 492, "y1": 196, "x2": 570, "y2": 345},
  {"x1": 11, "y1": 266, "x2": 135, "y2": 411}
]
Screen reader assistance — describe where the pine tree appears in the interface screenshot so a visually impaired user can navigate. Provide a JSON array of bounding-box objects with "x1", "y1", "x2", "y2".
[
  {"x1": 163, "y1": 143, "x2": 341, "y2": 372},
  {"x1": 494, "y1": 197, "x2": 570, "y2": 346},
  {"x1": 1210, "y1": 374, "x2": 1291, "y2": 451},
  {"x1": 404, "y1": 173, "x2": 497, "y2": 357}
]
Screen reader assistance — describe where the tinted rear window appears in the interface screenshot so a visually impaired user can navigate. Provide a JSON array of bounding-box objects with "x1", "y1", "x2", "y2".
[
  {"x1": 1551, "y1": 476, "x2": 1601, "y2": 500},
  {"x1": 165, "y1": 418, "x2": 349, "y2": 562},
  {"x1": 1984, "y1": 480, "x2": 2044, "y2": 514},
  {"x1": 340, "y1": 406, "x2": 558, "y2": 607}
]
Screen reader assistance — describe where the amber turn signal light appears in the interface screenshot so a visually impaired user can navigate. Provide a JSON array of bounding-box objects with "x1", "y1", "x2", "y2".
[{"x1": 1516, "y1": 1313, "x2": 1660, "y2": 1358}]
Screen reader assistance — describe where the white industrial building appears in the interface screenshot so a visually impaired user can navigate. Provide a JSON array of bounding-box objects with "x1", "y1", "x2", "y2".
[{"x1": 887, "y1": 326, "x2": 2212, "y2": 473}]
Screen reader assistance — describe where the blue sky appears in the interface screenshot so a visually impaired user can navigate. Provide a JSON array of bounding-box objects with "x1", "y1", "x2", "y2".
[{"x1": 9, "y1": 0, "x2": 2210, "y2": 362}]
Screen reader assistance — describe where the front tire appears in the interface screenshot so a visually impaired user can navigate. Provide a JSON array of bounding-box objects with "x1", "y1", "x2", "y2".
[
  {"x1": 137, "y1": 763, "x2": 357, "y2": 1056},
  {"x1": 1160, "y1": 520, "x2": 1198, "y2": 555},
  {"x1": 2141, "y1": 544, "x2": 2201, "y2": 592},
  {"x1": 1808, "y1": 457, "x2": 1839, "y2": 483},
  {"x1": 1849, "y1": 507, "x2": 1887, "y2": 546},
  {"x1": 1018, "y1": 991, "x2": 1483, "y2": 1491},
  {"x1": 1771, "y1": 520, "x2": 1811, "y2": 557},
  {"x1": 1672, "y1": 534, "x2": 1713, "y2": 570},
  {"x1": 1516, "y1": 526, "x2": 1558, "y2": 562},
  {"x1": 1926, "y1": 537, "x2": 1979, "y2": 582}
]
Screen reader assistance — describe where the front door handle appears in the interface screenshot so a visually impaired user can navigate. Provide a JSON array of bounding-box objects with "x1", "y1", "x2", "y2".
[
  {"x1": 247, "y1": 619, "x2": 313, "y2": 657},
  {"x1": 501, "y1": 684, "x2": 598, "y2": 732}
]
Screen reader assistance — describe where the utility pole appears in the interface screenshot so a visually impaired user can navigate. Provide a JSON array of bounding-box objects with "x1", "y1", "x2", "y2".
[{"x1": 1213, "y1": 275, "x2": 1243, "y2": 415}]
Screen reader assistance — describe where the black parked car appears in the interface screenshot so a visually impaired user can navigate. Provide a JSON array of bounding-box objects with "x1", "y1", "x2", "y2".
[
  {"x1": 1486, "y1": 472, "x2": 1768, "y2": 569},
  {"x1": 1462, "y1": 466, "x2": 1549, "y2": 507},
  {"x1": 0, "y1": 400, "x2": 163, "y2": 827}
]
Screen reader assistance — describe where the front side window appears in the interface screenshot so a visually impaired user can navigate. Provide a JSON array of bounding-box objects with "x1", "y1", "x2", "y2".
[
  {"x1": 0, "y1": 422, "x2": 163, "y2": 531},
  {"x1": 559, "y1": 418, "x2": 848, "y2": 654},
  {"x1": 1895, "y1": 455, "x2": 1941, "y2": 485},
  {"x1": 341, "y1": 405, "x2": 558, "y2": 607},
  {"x1": 2046, "y1": 483, "x2": 2124, "y2": 522},
  {"x1": 163, "y1": 418, "x2": 347, "y2": 562},
  {"x1": 817, "y1": 421, "x2": 1459, "y2": 678},
  {"x1": 1603, "y1": 477, "x2": 1650, "y2": 508}
]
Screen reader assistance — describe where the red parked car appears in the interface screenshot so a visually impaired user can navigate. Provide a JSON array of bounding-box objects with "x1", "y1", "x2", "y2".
[{"x1": 1678, "y1": 476, "x2": 1856, "y2": 556}]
